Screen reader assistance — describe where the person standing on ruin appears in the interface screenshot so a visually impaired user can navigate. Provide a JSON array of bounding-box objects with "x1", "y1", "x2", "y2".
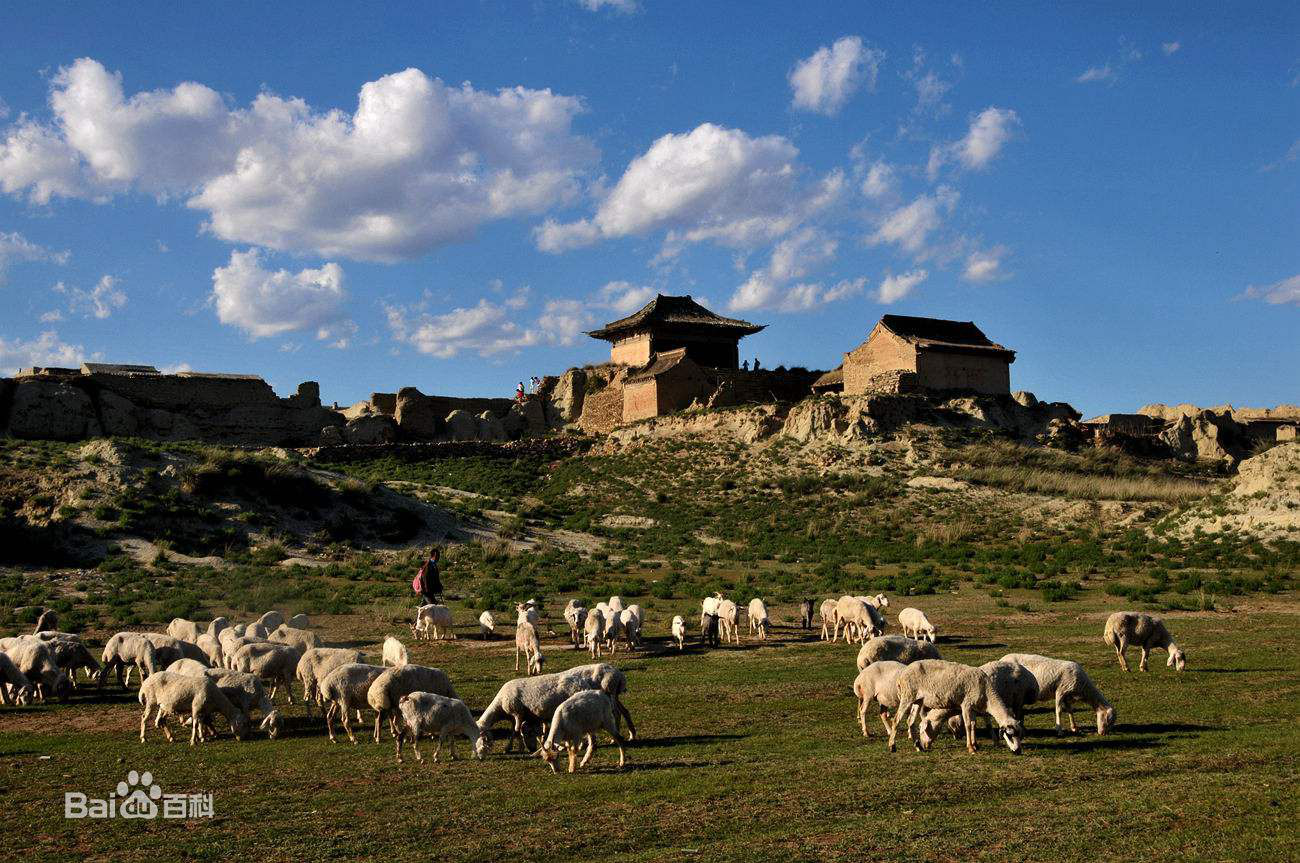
[
  {"x1": 515, "y1": 381, "x2": 526, "y2": 401},
  {"x1": 753, "y1": 357, "x2": 761, "y2": 371},
  {"x1": 741, "y1": 359, "x2": 749, "y2": 371}
]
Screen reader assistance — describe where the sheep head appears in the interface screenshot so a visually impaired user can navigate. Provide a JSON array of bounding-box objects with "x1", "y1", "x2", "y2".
[
  {"x1": 1168, "y1": 646, "x2": 1186, "y2": 672},
  {"x1": 999, "y1": 722, "x2": 1023, "y2": 754}
]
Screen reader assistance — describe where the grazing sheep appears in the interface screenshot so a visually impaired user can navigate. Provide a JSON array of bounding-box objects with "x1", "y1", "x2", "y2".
[
  {"x1": 287, "y1": 613, "x2": 310, "y2": 629},
  {"x1": 819, "y1": 599, "x2": 838, "y2": 641},
  {"x1": 671, "y1": 615, "x2": 687, "y2": 650},
  {"x1": 475, "y1": 661, "x2": 634, "y2": 756},
  {"x1": 395, "y1": 692, "x2": 483, "y2": 764},
  {"x1": 296, "y1": 647, "x2": 366, "y2": 717},
  {"x1": 716, "y1": 599, "x2": 741, "y2": 645},
  {"x1": 413, "y1": 604, "x2": 456, "y2": 641},
  {"x1": 603, "y1": 608, "x2": 624, "y2": 654},
  {"x1": 167, "y1": 618, "x2": 203, "y2": 643},
  {"x1": 382, "y1": 636, "x2": 409, "y2": 668},
  {"x1": 700, "y1": 593, "x2": 723, "y2": 630},
  {"x1": 888, "y1": 660, "x2": 1023, "y2": 755},
  {"x1": 98, "y1": 633, "x2": 160, "y2": 688},
  {"x1": 33, "y1": 609, "x2": 58, "y2": 632},
  {"x1": 852, "y1": 660, "x2": 908, "y2": 738},
  {"x1": 515, "y1": 620, "x2": 544, "y2": 675},
  {"x1": 747, "y1": 598, "x2": 770, "y2": 640},
  {"x1": 140, "y1": 633, "x2": 209, "y2": 668},
  {"x1": 255, "y1": 610, "x2": 285, "y2": 632},
  {"x1": 607, "y1": 596, "x2": 625, "y2": 614},
  {"x1": 866, "y1": 593, "x2": 889, "y2": 609},
  {"x1": 195, "y1": 633, "x2": 224, "y2": 667},
  {"x1": 0, "y1": 651, "x2": 35, "y2": 704},
  {"x1": 207, "y1": 617, "x2": 229, "y2": 638},
  {"x1": 478, "y1": 610, "x2": 496, "y2": 640},
  {"x1": 319, "y1": 663, "x2": 386, "y2": 744},
  {"x1": 800, "y1": 599, "x2": 815, "y2": 630},
  {"x1": 218, "y1": 626, "x2": 261, "y2": 657},
  {"x1": 920, "y1": 660, "x2": 1040, "y2": 748},
  {"x1": 538, "y1": 690, "x2": 628, "y2": 774},
  {"x1": 245, "y1": 623, "x2": 270, "y2": 640},
  {"x1": 562, "y1": 663, "x2": 636, "y2": 741},
  {"x1": 40, "y1": 636, "x2": 101, "y2": 686},
  {"x1": 228, "y1": 642, "x2": 301, "y2": 703},
  {"x1": 367, "y1": 665, "x2": 458, "y2": 744},
  {"x1": 583, "y1": 609, "x2": 606, "y2": 658},
  {"x1": 619, "y1": 604, "x2": 643, "y2": 649},
  {"x1": 165, "y1": 658, "x2": 212, "y2": 676},
  {"x1": 219, "y1": 635, "x2": 267, "y2": 666},
  {"x1": 1001, "y1": 653, "x2": 1117, "y2": 735},
  {"x1": 857, "y1": 635, "x2": 943, "y2": 669},
  {"x1": 1103, "y1": 611, "x2": 1186, "y2": 672},
  {"x1": 835, "y1": 597, "x2": 883, "y2": 643},
  {"x1": 898, "y1": 607, "x2": 937, "y2": 643},
  {"x1": 205, "y1": 668, "x2": 282, "y2": 738},
  {"x1": 138, "y1": 671, "x2": 248, "y2": 745},
  {"x1": 269, "y1": 624, "x2": 319, "y2": 653},
  {"x1": 702, "y1": 612, "x2": 720, "y2": 648},
  {"x1": 563, "y1": 601, "x2": 586, "y2": 649}
]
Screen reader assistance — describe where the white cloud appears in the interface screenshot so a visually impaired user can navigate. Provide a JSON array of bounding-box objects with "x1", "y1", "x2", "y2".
[
  {"x1": 962, "y1": 246, "x2": 1008, "y2": 282},
  {"x1": 384, "y1": 297, "x2": 538, "y2": 358},
  {"x1": 0, "y1": 58, "x2": 595, "y2": 261},
  {"x1": 596, "y1": 280, "x2": 656, "y2": 314},
  {"x1": 0, "y1": 330, "x2": 84, "y2": 374},
  {"x1": 789, "y1": 36, "x2": 883, "y2": 115},
  {"x1": 576, "y1": 0, "x2": 638, "y2": 12},
  {"x1": 1075, "y1": 64, "x2": 1117, "y2": 84},
  {"x1": 912, "y1": 71, "x2": 951, "y2": 114},
  {"x1": 860, "y1": 159, "x2": 895, "y2": 199},
  {"x1": 39, "y1": 309, "x2": 63, "y2": 323},
  {"x1": 869, "y1": 187, "x2": 958, "y2": 254},
  {"x1": 58, "y1": 274, "x2": 127, "y2": 319},
  {"x1": 876, "y1": 269, "x2": 928, "y2": 304},
  {"x1": 537, "y1": 123, "x2": 842, "y2": 256},
  {"x1": 1241, "y1": 274, "x2": 1300, "y2": 306},
  {"x1": 1162, "y1": 41, "x2": 1181, "y2": 56},
  {"x1": 159, "y1": 362, "x2": 192, "y2": 374},
  {"x1": 211, "y1": 249, "x2": 349, "y2": 339},
  {"x1": 0, "y1": 230, "x2": 68, "y2": 285},
  {"x1": 729, "y1": 228, "x2": 864, "y2": 313},
  {"x1": 536, "y1": 298, "x2": 591, "y2": 345},
  {"x1": 925, "y1": 107, "x2": 1020, "y2": 179}
]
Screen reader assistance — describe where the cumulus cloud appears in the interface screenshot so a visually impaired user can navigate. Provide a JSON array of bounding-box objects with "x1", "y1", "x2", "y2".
[
  {"x1": 384, "y1": 297, "x2": 539, "y2": 358},
  {"x1": 1241, "y1": 274, "x2": 1300, "y2": 306},
  {"x1": 928, "y1": 108, "x2": 1021, "y2": 179},
  {"x1": 860, "y1": 159, "x2": 896, "y2": 199},
  {"x1": 789, "y1": 36, "x2": 883, "y2": 115},
  {"x1": 869, "y1": 187, "x2": 958, "y2": 255},
  {"x1": 57, "y1": 274, "x2": 127, "y2": 318},
  {"x1": 536, "y1": 298, "x2": 591, "y2": 345},
  {"x1": 876, "y1": 269, "x2": 928, "y2": 304},
  {"x1": 0, "y1": 330, "x2": 84, "y2": 374},
  {"x1": 536, "y1": 123, "x2": 842, "y2": 256},
  {"x1": 962, "y1": 246, "x2": 1008, "y2": 282},
  {"x1": 0, "y1": 58, "x2": 595, "y2": 261},
  {"x1": 595, "y1": 280, "x2": 656, "y2": 314},
  {"x1": 0, "y1": 230, "x2": 68, "y2": 285},
  {"x1": 211, "y1": 249, "x2": 349, "y2": 340},
  {"x1": 728, "y1": 228, "x2": 865, "y2": 312}
]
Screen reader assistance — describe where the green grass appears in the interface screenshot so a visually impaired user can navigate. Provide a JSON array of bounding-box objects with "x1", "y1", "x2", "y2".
[{"x1": 0, "y1": 590, "x2": 1296, "y2": 862}]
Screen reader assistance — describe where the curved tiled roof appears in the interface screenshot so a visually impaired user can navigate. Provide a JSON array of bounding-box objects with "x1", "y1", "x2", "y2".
[
  {"x1": 588, "y1": 294, "x2": 764, "y2": 341},
  {"x1": 878, "y1": 314, "x2": 1015, "y2": 358}
]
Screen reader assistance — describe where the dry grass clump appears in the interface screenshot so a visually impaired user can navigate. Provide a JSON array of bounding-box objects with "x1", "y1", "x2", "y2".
[{"x1": 956, "y1": 465, "x2": 1213, "y2": 502}]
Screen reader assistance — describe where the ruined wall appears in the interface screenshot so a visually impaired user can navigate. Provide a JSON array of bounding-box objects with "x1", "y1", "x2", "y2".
[
  {"x1": 371, "y1": 393, "x2": 397, "y2": 415},
  {"x1": 578, "y1": 370, "x2": 627, "y2": 434},
  {"x1": 711, "y1": 368, "x2": 823, "y2": 404},
  {"x1": 843, "y1": 327, "x2": 917, "y2": 395},
  {"x1": 622, "y1": 378, "x2": 660, "y2": 423},
  {"x1": 89, "y1": 371, "x2": 278, "y2": 410},
  {"x1": 610, "y1": 332, "x2": 652, "y2": 366},
  {"x1": 914, "y1": 350, "x2": 1011, "y2": 394}
]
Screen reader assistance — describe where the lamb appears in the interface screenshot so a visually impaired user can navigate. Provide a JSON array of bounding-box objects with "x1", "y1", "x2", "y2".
[
  {"x1": 700, "y1": 592, "x2": 723, "y2": 629},
  {"x1": 166, "y1": 658, "x2": 213, "y2": 677},
  {"x1": 395, "y1": 692, "x2": 483, "y2": 764},
  {"x1": 0, "y1": 651, "x2": 35, "y2": 704},
  {"x1": 1103, "y1": 611, "x2": 1186, "y2": 672},
  {"x1": 716, "y1": 599, "x2": 740, "y2": 645},
  {"x1": 851, "y1": 660, "x2": 907, "y2": 738},
  {"x1": 287, "y1": 613, "x2": 310, "y2": 629},
  {"x1": 296, "y1": 647, "x2": 366, "y2": 717},
  {"x1": 671, "y1": 615, "x2": 687, "y2": 650},
  {"x1": 195, "y1": 633, "x2": 224, "y2": 667},
  {"x1": 888, "y1": 659, "x2": 1023, "y2": 755},
  {"x1": 167, "y1": 618, "x2": 203, "y2": 642},
  {"x1": 319, "y1": 663, "x2": 386, "y2": 744},
  {"x1": 920, "y1": 660, "x2": 1040, "y2": 748},
  {"x1": 559, "y1": 663, "x2": 636, "y2": 741},
  {"x1": 747, "y1": 598, "x2": 770, "y2": 640},
  {"x1": 515, "y1": 620, "x2": 544, "y2": 675},
  {"x1": 97, "y1": 633, "x2": 160, "y2": 687},
  {"x1": 382, "y1": 636, "x2": 409, "y2": 668},
  {"x1": 583, "y1": 608, "x2": 606, "y2": 658},
  {"x1": 255, "y1": 610, "x2": 285, "y2": 631},
  {"x1": 819, "y1": 599, "x2": 838, "y2": 641},
  {"x1": 1001, "y1": 653, "x2": 1117, "y2": 735},
  {"x1": 701, "y1": 612, "x2": 720, "y2": 648},
  {"x1": 619, "y1": 604, "x2": 643, "y2": 649},
  {"x1": 412, "y1": 604, "x2": 456, "y2": 641},
  {"x1": 367, "y1": 664, "x2": 458, "y2": 744},
  {"x1": 228, "y1": 642, "x2": 301, "y2": 703},
  {"x1": 538, "y1": 690, "x2": 628, "y2": 773},
  {"x1": 800, "y1": 599, "x2": 814, "y2": 630},
  {"x1": 857, "y1": 635, "x2": 943, "y2": 669},
  {"x1": 269, "y1": 624, "x2": 319, "y2": 653},
  {"x1": 898, "y1": 607, "x2": 937, "y2": 643},
  {"x1": 563, "y1": 600, "x2": 587, "y2": 648},
  {"x1": 479, "y1": 610, "x2": 497, "y2": 640},
  {"x1": 475, "y1": 661, "x2": 635, "y2": 756},
  {"x1": 138, "y1": 671, "x2": 248, "y2": 745}
]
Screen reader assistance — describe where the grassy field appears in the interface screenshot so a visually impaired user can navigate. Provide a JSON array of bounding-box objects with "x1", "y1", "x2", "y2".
[{"x1": 2, "y1": 589, "x2": 1297, "y2": 863}]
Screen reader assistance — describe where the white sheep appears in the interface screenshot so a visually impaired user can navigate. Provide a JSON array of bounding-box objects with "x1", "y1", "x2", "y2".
[
  {"x1": 857, "y1": 635, "x2": 942, "y2": 669},
  {"x1": 165, "y1": 658, "x2": 212, "y2": 676},
  {"x1": 716, "y1": 599, "x2": 741, "y2": 645},
  {"x1": 205, "y1": 668, "x2": 282, "y2": 738},
  {"x1": 852, "y1": 660, "x2": 907, "y2": 738},
  {"x1": 395, "y1": 692, "x2": 483, "y2": 764},
  {"x1": 140, "y1": 632, "x2": 209, "y2": 668},
  {"x1": 818, "y1": 599, "x2": 838, "y2": 641},
  {"x1": 287, "y1": 613, "x2": 310, "y2": 629},
  {"x1": 296, "y1": 647, "x2": 366, "y2": 717},
  {"x1": 700, "y1": 592, "x2": 723, "y2": 630},
  {"x1": 619, "y1": 604, "x2": 643, "y2": 649},
  {"x1": 747, "y1": 598, "x2": 770, "y2": 640},
  {"x1": 382, "y1": 636, "x2": 409, "y2": 668},
  {"x1": 228, "y1": 641, "x2": 301, "y2": 703},
  {"x1": 319, "y1": 662, "x2": 386, "y2": 744},
  {"x1": 244, "y1": 623, "x2": 270, "y2": 640},
  {"x1": 255, "y1": 610, "x2": 285, "y2": 631},
  {"x1": 1103, "y1": 611, "x2": 1186, "y2": 672},
  {"x1": 1001, "y1": 653, "x2": 1117, "y2": 735},
  {"x1": 475, "y1": 662, "x2": 635, "y2": 756},
  {"x1": 269, "y1": 624, "x2": 319, "y2": 653},
  {"x1": 888, "y1": 659, "x2": 1023, "y2": 755},
  {"x1": 516, "y1": 600, "x2": 540, "y2": 627},
  {"x1": 39, "y1": 636, "x2": 100, "y2": 686},
  {"x1": 898, "y1": 607, "x2": 937, "y2": 643},
  {"x1": 602, "y1": 607, "x2": 624, "y2": 654},
  {"x1": 219, "y1": 634, "x2": 267, "y2": 666},
  {"x1": 207, "y1": 617, "x2": 229, "y2": 638},
  {"x1": 538, "y1": 690, "x2": 628, "y2": 773},
  {"x1": 919, "y1": 660, "x2": 1040, "y2": 748},
  {"x1": 413, "y1": 604, "x2": 456, "y2": 641},
  {"x1": 835, "y1": 596, "x2": 883, "y2": 643},
  {"x1": 167, "y1": 618, "x2": 203, "y2": 643},
  {"x1": 138, "y1": 671, "x2": 248, "y2": 745},
  {"x1": 671, "y1": 615, "x2": 687, "y2": 650},
  {"x1": 607, "y1": 596, "x2": 625, "y2": 614},
  {"x1": 97, "y1": 633, "x2": 160, "y2": 688},
  {"x1": 515, "y1": 620, "x2": 544, "y2": 675},
  {"x1": 478, "y1": 610, "x2": 497, "y2": 640},
  {"x1": 563, "y1": 600, "x2": 587, "y2": 649},
  {"x1": 0, "y1": 652, "x2": 35, "y2": 704},
  {"x1": 583, "y1": 608, "x2": 606, "y2": 658},
  {"x1": 367, "y1": 664, "x2": 458, "y2": 744},
  {"x1": 195, "y1": 633, "x2": 224, "y2": 667}
]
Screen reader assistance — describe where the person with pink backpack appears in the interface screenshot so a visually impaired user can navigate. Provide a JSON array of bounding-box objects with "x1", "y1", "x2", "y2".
[{"x1": 412, "y1": 547, "x2": 443, "y2": 606}]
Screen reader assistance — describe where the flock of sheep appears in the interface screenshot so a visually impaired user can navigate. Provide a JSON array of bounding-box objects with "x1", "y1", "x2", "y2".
[{"x1": 0, "y1": 593, "x2": 1188, "y2": 771}]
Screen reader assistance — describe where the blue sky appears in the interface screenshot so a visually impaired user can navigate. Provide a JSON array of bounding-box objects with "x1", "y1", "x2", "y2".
[{"x1": 0, "y1": 1, "x2": 1295, "y2": 418}]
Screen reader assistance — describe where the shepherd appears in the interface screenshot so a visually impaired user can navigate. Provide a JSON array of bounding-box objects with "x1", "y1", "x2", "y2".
[{"x1": 412, "y1": 547, "x2": 443, "y2": 606}]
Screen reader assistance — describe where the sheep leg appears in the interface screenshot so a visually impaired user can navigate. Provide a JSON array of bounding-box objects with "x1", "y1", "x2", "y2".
[
  {"x1": 411, "y1": 735, "x2": 423, "y2": 764},
  {"x1": 448, "y1": 734, "x2": 459, "y2": 761},
  {"x1": 1114, "y1": 639, "x2": 1130, "y2": 671},
  {"x1": 432, "y1": 735, "x2": 443, "y2": 763},
  {"x1": 124, "y1": 665, "x2": 133, "y2": 687},
  {"x1": 190, "y1": 708, "x2": 200, "y2": 746},
  {"x1": 963, "y1": 706, "x2": 977, "y2": 754},
  {"x1": 342, "y1": 705, "x2": 358, "y2": 745},
  {"x1": 1063, "y1": 696, "x2": 1078, "y2": 733},
  {"x1": 857, "y1": 694, "x2": 870, "y2": 737},
  {"x1": 567, "y1": 744, "x2": 578, "y2": 774},
  {"x1": 373, "y1": 711, "x2": 382, "y2": 744},
  {"x1": 395, "y1": 727, "x2": 405, "y2": 763},
  {"x1": 886, "y1": 698, "x2": 912, "y2": 752},
  {"x1": 139, "y1": 703, "x2": 150, "y2": 742},
  {"x1": 614, "y1": 698, "x2": 636, "y2": 741},
  {"x1": 326, "y1": 703, "x2": 338, "y2": 743},
  {"x1": 514, "y1": 646, "x2": 521, "y2": 672},
  {"x1": 1138, "y1": 647, "x2": 1150, "y2": 672},
  {"x1": 579, "y1": 733, "x2": 596, "y2": 767},
  {"x1": 1053, "y1": 694, "x2": 1066, "y2": 735}
]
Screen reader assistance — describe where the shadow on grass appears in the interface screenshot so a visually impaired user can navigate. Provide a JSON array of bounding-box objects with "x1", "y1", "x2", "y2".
[
  {"x1": 1194, "y1": 667, "x2": 1286, "y2": 674},
  {"x1": 615, "y1": 759, "x2": 736, "y2": 772},
  {"x1": 633, "y1": 733, "x2": 748, "y2": 748},
  {"x1": 946, "y1": 642, "x2": 1010, "y2": 651}
]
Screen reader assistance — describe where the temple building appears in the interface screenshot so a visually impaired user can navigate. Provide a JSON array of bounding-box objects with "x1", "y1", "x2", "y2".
[
  {"x1": 842, "y1": 315, "x2": 1016, "y2": 396},
  {"x1": 587, "y1": 294, "x2": 764, "y2": 369}
]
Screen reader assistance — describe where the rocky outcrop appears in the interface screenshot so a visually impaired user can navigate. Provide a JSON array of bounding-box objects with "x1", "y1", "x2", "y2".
[
  {"x1": 394, "y1": 387, "x2": 443, "y2": 440},
  {"x1": 478, "y1": 411, "x2": 506, "y2": 442},
  {"x1": 7, "y1": 380, "x2": 102, "y2": 440},
  {"x1": 550, "y1": 368, "x2": 587, "y2": 423},
  {"x1": 445, "y1": 409, "x2": 479, "y2": 441},
  {"x1": 1168, "y1": 442, "x2": 1300, "y2": 539},
  {"x1": 1158, "y1": 410, "x2": 1250, "y2": 467}
]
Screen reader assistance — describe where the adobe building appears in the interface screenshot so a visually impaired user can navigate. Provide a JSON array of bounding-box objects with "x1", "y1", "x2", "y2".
[
  {"x1": 587, "y1": 294, "x2": 764, "y2": 369},
  {"x1": 842, "y1": 315, "x2": 1015, "y2": 396}
]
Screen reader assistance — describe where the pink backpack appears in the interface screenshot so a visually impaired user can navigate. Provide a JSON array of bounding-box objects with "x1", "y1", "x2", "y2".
[{"x1": 412, "y1": 563, "x2": 427, "y2": 595}]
